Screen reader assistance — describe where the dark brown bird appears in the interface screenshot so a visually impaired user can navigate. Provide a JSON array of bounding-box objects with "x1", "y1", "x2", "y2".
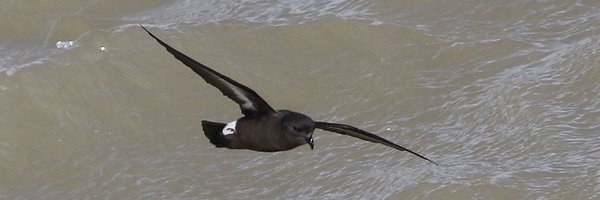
[{"x1": 141, "y1": 25, "x2": 437, "y2": 166}]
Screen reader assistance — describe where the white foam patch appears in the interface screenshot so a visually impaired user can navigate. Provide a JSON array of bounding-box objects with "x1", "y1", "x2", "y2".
[
  {"x1": 134, "y1": 0, "x2": 376, "y2": 26},
  {"x1": 222, "y1": 121, "x2": 237, "y2": 135}
]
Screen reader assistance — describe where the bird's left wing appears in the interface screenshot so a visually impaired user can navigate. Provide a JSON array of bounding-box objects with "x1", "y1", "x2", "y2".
[{"x1": 141, "y1": 25, "x2": 275, "y2": 117}]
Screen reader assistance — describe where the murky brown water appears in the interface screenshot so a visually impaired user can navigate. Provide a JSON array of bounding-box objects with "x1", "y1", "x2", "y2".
[{"x1": 1, "y1": 0, "x2": 599, "y2": 199}]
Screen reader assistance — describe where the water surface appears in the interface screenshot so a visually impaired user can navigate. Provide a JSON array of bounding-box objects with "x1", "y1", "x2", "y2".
[{"x1": 1, "y1": 0, "x2": 599, "y2": 199}]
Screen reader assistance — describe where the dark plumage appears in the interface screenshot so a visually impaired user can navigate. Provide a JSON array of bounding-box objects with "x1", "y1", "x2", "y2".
[{"x1": 141, "y1": 25, "x2": 437, "y2": 166}]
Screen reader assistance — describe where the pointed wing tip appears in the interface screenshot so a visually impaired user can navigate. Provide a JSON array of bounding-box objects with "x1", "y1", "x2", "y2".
[
  {"x1": 402, "y1": 147, "x2": 438, "y2": 166},
  {"x1": 425, "y1": 158, "x2": 439, "y2": 166},
  {"x1": 139, "y1": 24, "x2": 149, "y2": 32},
  {"x1": 399, "y1": 148, "x2": 439, "y2": 166},
  {"x1": 139, "y1": 25, "x2": 159, "y2": 40}
]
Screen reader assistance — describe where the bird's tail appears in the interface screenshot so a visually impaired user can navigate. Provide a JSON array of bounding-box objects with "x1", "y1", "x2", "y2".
[{"x1": 201, "y1": 120, "x2": 229, "y2": 147}]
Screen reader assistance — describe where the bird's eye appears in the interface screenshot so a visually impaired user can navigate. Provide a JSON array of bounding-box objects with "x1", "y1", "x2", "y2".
[{"x1": 292, "y1": 126, "x2": 300, "y2": 132}]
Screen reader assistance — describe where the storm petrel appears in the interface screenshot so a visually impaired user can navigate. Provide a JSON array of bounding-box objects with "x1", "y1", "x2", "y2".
[{"x1": 141, "y1": 25, "x2": 437, "y2": 166}]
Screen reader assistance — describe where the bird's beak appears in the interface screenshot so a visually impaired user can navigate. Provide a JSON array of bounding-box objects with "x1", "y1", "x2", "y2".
[{"x1": 306, "y1": 137, "x2": 314, "y2": 150}]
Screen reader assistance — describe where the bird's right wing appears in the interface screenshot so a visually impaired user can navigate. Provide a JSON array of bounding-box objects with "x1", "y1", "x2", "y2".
[{"x1": 315, "y1": 121, "x2": 438, "y2": 165}]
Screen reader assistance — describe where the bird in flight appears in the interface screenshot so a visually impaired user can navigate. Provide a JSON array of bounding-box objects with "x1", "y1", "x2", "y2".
[{"x1": 141, "y1": 25, "x2": 437, "y2": 166}]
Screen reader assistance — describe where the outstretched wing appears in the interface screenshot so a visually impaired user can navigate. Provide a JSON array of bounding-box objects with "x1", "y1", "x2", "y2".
[
  {"x1": 315, "y1": 121, "x2": 438, "y2": 165},
  {"x1": 141, "y1": 25, "x2": 275, "y2": 117}
]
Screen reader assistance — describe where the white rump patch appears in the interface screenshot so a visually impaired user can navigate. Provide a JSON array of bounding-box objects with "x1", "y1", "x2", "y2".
[{"x1": 222, "y1": 121, "x2": 237, "y2": 135}]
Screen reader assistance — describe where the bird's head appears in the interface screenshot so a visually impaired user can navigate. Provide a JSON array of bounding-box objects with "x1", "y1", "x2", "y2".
[{"x1": 280, "y1": 111, "x2": 315, "y2": 149}]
